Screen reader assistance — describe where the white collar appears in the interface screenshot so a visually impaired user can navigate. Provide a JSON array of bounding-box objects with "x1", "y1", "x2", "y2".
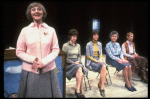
[
  {"x1": 29, "y1": 22, "x2": 49, "y2": 28},
  {"x1": 110, "y1": 41, "x2": 116, "y2": 45},
  {"x1": 127, "y1": 40, "x2": 132, "y2": 45}
]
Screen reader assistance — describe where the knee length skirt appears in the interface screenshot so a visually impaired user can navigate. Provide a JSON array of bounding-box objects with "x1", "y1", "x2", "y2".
[
  {"x1": 90, "y1": 57, "x2": 106, "y2": 73},
  {"x1": 17, "y1": 69, "x2": 62, "y2": 98},
  {"x1": 107, "y1": 55, "x2": 131, "y2": 71},
  {"x1": 66, "y1": 58, "x2": 88, "y2": 80}
]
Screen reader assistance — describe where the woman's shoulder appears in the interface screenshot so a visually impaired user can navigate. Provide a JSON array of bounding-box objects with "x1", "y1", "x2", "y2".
[
  {"x1": 21, "y1": 26, "x2": 29, "y2": 31},
  {"x1": 106, "y1": 41, "x2": 111, "y2": 46},
  {"x1": 42, "y1": 23, "x2": 55, "y2": 31},
  {"x1": 97, "y1": 41, "x2": 102, "y2": 45},
  {"x1": 76, "y1": 43, "x2": 81, "y2": 47},
  {"x1": 44, "y1": 23, "x2": 54, "y2": 28},
  {"x1": 86, "y1": 41, "x2": 92, "y2": 46},
  {"x1": 115, "y1": 42, "x2": 121, "y2": 46},
  {"x1": 63, "y1": 42, "x2": 69, "y2": 47},
  {"x1": 20, "y1": 26, "x2": 30, "y2": 34}
]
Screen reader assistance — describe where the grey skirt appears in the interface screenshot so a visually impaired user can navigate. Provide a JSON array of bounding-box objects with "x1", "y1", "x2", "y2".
[
  {"x1": 66, "y1": 59, "x2": 88, "y2": 80},
  {"x1": 90, "y1": 57, "x2": 106, "y2": 73},
  {"x1": 17, "y1": 69, "x2": 62, "y2": 98}
]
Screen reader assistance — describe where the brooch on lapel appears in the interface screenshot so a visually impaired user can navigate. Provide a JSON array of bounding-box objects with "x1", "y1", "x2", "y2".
[{"x1": 44, "y1": 31, "x2": 48, "y2": 36}]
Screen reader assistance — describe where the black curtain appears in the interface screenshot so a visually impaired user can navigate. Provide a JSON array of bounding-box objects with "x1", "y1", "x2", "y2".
[{"x1": 2, "y1": 1, "x2": 148, "y2": 57}]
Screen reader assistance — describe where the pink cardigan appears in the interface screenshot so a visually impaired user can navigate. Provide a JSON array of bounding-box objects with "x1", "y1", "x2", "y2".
[{"x1": 16, "y1": 22, "x2": 60, "y2": 74}]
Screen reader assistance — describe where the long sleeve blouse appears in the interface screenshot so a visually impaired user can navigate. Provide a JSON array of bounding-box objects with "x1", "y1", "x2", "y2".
[
  {"x1": 16, "y1": 22, "x2": 60, "y2": 74},
  {"x1": 122, "y1": 40, "x2": 136, "y2": 58},
  {"x1": 105, "y1": 41, "x2": 123, "y2": 61}
]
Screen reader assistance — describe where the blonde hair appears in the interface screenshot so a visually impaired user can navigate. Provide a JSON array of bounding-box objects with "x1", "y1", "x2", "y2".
[
  {"x1": 26, "y1": 2, "x2": 47, "y2": 20},
  {"x1": 127, "y1": 32, "x2": 133, "y2": 37}
]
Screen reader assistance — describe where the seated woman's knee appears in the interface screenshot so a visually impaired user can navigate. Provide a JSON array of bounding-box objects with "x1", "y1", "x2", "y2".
[
  {"x1": 128, "y1": 66, "x2": 132, "y2": 69},
  {"x1": 102, "y1": 65, "x2": 106, "y2": 70},
  {"x1": 124, "y1": 66, "x2": 129, "y2": 69},
  {"x1": 77, "y1": 67, "x2": 83, "y2": 75}
]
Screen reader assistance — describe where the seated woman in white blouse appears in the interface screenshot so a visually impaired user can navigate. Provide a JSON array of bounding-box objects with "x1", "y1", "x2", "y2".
[{"x1": 105, "y1": 31, "x2": 137, "y2": 92}]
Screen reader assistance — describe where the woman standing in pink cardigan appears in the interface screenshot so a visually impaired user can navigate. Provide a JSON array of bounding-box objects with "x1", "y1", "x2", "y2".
[{"x1": 16, "y1": 2, "x2": 62, "y2": 98}]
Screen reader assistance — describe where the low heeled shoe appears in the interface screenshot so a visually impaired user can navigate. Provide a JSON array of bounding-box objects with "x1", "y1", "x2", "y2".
[
  {"x1": 131, "y1": 86, "x2": 137, "y2": 91},
  {"x1": 75, "y1": 90, "x2": 81, "y2": 98},
  {"x1": 100, "y1": 89, "x2": 105, "y2": 97},
  {"x1": 80, "y1": 94, "x2": 85, "y2": 98},
  {"x1": 125, "y1": 83, "x2": 134, "y2": 92},
  {"x1": 98, "y1": 83, "x2": 105, "y2": 97}
]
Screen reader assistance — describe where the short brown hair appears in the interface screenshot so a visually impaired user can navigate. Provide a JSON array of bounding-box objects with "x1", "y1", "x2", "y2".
[
  {"x1": 26, "y1": 2, "x2": 47, "y2": 20},
  {"x1": 68, "y1": 29, "x2": 78, "y2": 39},
  {"x1": 89, "y1": 30, "x2": 99, "y2": 41},
  {"x1": 127, "y1": 32, "x2": 133, "y2": 37}
]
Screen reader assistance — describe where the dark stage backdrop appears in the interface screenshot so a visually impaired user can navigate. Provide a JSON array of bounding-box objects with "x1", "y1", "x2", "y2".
[{"x1": 2, "y1": 1, "x2": 148, "y2": 58}]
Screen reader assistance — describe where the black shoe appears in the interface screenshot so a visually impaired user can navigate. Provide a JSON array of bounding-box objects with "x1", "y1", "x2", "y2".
[
  {"x1": 75, "y1": 90, "x2": 81, "y2": 98},
  {"x1": 131, "y1": 86, "x2": 137, "y2": 91},
  {"x1": 98, "y1": 83, "x2": 105, "y2": 97},
  {"x1": 125, "y1": 83, "x2": 134, "y2": 92},
  {"x1": 100, "y1": 89, "x2": 105, "y2": 97},
  {"x1": 80, "y1": 94, "x2": 85, "y2": 98}
]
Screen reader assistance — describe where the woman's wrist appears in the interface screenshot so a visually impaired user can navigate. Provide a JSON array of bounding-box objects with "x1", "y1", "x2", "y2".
[
  {"x1": 33, "y1": 57, "x2": 39, "y2": 63},
  {"x1": 96, "y1": 60, "x2": 100, "y2": 63}
]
